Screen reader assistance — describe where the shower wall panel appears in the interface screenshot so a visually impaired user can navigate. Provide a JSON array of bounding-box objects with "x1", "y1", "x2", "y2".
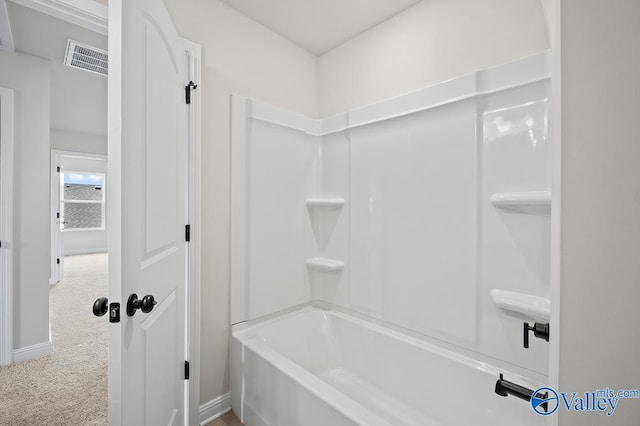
[
  {"x1": 348, "y1": 100, "x2": 478, "y2": 344},
  {"x1": 479, "y1": 81, "x2": 551, "y2": 375},
  {"x1": 231, "y1": 98, "x2": 319, "y2": 323},
  {"x1": 307, "y1": 131, "x2": 350, "y2": 302}
]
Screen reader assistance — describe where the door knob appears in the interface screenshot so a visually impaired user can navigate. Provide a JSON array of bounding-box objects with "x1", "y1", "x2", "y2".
[
  {"x1": 93, "y1": 297, "x2": 109, "y2": 317},
  {"x1": 126, "y1": 293, "x2": 157, "y2": 316},
  {"x1": 92, "y1": 297, "x2": 120, "y2": 323}
]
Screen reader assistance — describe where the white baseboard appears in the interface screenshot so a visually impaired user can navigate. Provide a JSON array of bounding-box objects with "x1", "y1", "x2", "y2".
[
  {"x1": 13, "y1": 340, "x2": 52, "y2": 363},
  {"x1": 199, "y1": 393, "x2": 231, "y2": 426},
  {"x1": 64, "y1": 248, "x2": 108, "y2": 256}
]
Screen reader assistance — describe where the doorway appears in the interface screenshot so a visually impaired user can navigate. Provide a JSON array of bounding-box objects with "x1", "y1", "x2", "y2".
[
  {"x1": 0, "y1": 2, "x2": 110, "y2": 422},
  {"x1": 50, "y1": 150, "x2": 108, "y2": 284},
  {"x1": 33, "y1": 150, "x2": 110, "y2": 422},
  {"x1": 0, "y1": 2, "x2": 202, "y2": 423}
]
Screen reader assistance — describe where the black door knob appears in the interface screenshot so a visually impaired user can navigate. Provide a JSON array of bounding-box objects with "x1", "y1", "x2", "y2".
[
  {"x1": 126, "y1": 293, "x2": 157, "y2": 316},
  {"x1": 93, "y1": 297, "x2": 109, "y2": 317}
]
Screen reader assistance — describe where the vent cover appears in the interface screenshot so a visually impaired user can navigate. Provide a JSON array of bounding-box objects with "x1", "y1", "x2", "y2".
[{"x1": 63, "y1": 40, "x2": 108, "y2": 76}]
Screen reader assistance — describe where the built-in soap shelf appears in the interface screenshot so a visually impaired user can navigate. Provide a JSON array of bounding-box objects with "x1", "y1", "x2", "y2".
[
  {"x1": 306, "y1": 198, "x2": 345, "y2": 210},
  {"x1": 490, "y1": 191, "x2": 551, "y2": 215},
  {"x1": 305, "y1": 257, "x2": 344, "y2": 273},
  {"x1": 306, "y1": 198, "x2": 345, "y2": 273},
  {"x1": 490, "y1": 289, "x2": 550, "y2": 321}
]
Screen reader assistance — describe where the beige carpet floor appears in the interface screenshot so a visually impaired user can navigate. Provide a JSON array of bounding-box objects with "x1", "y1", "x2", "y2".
[{"x1": 0, "y1": 253, "x2": 108, "y2": 426}]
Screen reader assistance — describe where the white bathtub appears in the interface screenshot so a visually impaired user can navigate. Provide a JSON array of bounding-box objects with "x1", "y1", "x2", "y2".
[{"x1": 231, "y1": 307, "x2": 548, "y2": 426}]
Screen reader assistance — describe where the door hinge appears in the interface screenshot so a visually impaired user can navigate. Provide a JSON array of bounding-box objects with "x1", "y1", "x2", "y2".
[
  {"x1": 184, "y1": 360, "x2": 190, "y2": 380},
  {"x1": 56, "y1": 212, "x2": 60, "y2": 219},
  {"x1": 185, "y1": 81, "x2": 197, "y2": 104},
  {"x1": 56, "y1": 258, "x2": 60, "y2": 264},
  {"x1": 185, "y1": 224, "x2": 191, "y2": 242},
  {"x1": 56, "y1": 166, "x2": 61, "y2": 173}
]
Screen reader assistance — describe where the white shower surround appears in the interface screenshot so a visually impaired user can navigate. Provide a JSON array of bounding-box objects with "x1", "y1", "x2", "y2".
[{"x1": 231, "y1": 51, "x2": 554, "y2": 425}]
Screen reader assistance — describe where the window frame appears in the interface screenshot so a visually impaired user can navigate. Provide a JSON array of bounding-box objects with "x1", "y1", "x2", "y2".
[{"x1": 62, "y1": 171, "x2": 107, "y2": 232}]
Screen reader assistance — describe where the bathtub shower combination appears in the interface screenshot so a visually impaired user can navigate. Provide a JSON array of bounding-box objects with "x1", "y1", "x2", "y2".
[{"x1": 231, "y1": 53, "x2": 554, "y2": 425}]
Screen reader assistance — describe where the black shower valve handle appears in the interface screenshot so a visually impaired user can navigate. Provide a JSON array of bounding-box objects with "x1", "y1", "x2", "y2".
[{"x1": 524, "y1": 322, "x2": 549, "y2": 348}]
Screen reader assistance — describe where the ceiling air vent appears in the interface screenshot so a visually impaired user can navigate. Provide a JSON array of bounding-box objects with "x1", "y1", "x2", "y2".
[{"x1": 63, "y1": 39, "x2": 108, "y2": 76}]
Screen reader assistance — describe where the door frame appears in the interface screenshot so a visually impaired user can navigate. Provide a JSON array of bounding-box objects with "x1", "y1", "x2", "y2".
[
  {"x1": 50, "y1": 150, "x2": 108, "y2": 285},
  {"x1": 183, "y1": 37, "x2": 202, "y2": 424},
  {"x1": 0, "y1": 87, "x2": 14, "y2": 366}
]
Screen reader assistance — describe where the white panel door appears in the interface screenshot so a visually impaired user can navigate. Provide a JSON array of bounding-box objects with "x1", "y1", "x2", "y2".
[{"x1": 108, "y1": 0, "x2": 188, "y2": 424}]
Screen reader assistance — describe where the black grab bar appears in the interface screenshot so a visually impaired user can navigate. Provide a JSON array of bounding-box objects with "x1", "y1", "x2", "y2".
[{"x1": 495, "y1": 373, "x2": 548, "y2": 412}]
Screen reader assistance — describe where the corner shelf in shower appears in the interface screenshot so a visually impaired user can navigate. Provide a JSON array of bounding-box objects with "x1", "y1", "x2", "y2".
[
  {"x1": 490, "y1": 191, "x2": 551, "y2": 214},
  {"x1": 305, "y1": 198, "x2": 345, "y2": 210},
  {"x1": 490, "y1": 289, "x2": 550, "y2": 321},
  {"x1": 305, "y1": 257, "x2": 344, "y2": 272}
]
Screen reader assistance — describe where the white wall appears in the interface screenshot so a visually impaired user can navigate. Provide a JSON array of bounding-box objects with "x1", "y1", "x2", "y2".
[
  {"x1": 64, "y1": 230, "x2": 107, "y2": 255},
  {"x1": 559, "y1": 0, "x2": 640, "y2": 424},
  {"x1": 51, "y1": 129, "x2": 107, "y2": 156},
  {"x1": 0, "y1": 51, "x2": 51, "y2": 350},
  {"x1": 162, "y1": 0, "x2": 318, "y2": 404},
  {"x1": 318, "y1": 0, "x2": 550, "y2": 116},
  {"x1": 50, "y1": 60, "x2": 107, "y2": 136}
]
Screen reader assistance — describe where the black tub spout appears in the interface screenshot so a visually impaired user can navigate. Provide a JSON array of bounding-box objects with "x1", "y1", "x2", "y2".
[{"x1": 495, "y1": 374, "x2": 548, "y2": 412}]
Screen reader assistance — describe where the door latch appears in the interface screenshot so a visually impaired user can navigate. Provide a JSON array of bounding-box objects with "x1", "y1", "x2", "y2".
[{"x1": 110, "y1": 302, "x2": 120, "y2": 323}]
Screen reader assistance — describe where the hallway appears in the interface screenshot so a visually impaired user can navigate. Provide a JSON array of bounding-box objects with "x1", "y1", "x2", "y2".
[{"x1": 0, "y1": 253, "x2": 108, "y2": 425}]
